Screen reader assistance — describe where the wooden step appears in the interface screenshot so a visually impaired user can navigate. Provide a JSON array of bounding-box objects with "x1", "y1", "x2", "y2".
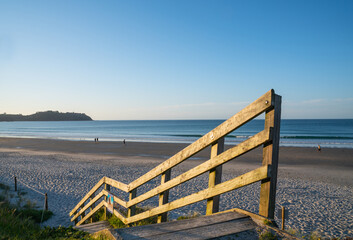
[
  {"x1": 74, "y1": 220, "x2": 111, "y2": 234},
  {"x1": 113, "y1": 211, "x2": 257, "y2": 240}
]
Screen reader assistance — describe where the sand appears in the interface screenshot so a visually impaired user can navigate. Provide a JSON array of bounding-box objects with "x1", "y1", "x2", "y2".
[{"x1": 0, "y1": 137, "x2": 352, "y2": 238}]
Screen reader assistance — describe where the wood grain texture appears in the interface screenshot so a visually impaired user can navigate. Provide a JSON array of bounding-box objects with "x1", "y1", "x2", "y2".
[
  {"x1": 77, "y1": 201, "x2": 105, "y2": 226},
  {"x1": 259, "y1": 94, "x2": 281, "y2": 218},
  {"x1": 105, "y1": 177, "x2": 128, "y2": 192},
  {"x1": 70, "y1": 90, "x2": 281, "y2": 230},
  {"x1": 74, "y1": 220, "x2": 111, "y2": 234},
  {"x1": 127, "y1": 129, "x2": 270, "y2": 208},
  {"x1": 127, "y1": 90, "x2": 274, "y2": 191},
  {"x1": 206, "y1": 137, "x2": 224, "y2": 215},
  {"x1": 157, "y1": 169, "x2": 171, "y2": 223},
  {"x1": 116, "y1": 211, "x2": 255, "y2": 240},
  {"x1": 126, "y1": 166, "x2": 269, "y2": 224}
]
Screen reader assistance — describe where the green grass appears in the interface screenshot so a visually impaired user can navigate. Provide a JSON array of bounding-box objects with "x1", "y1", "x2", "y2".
[
  {"x1": 92, "y1": 205, "x2": 158, "y2": 228},
  {"x1": 0, "y1": 182, "x2": 10, "y2": 191},
  {"x1": 0, "y1": 182, "x2": 96, "y2": 240},
  {"x1": 258, "y1": 229, "x2": 278, "y2": 240},
  {"x1": 177, "y1": 211, "x2": 200, "y2": 220}
]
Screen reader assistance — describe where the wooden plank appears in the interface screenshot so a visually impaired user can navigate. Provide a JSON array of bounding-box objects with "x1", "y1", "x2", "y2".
[
  {"x1": 232, "y1": 208, "x2": 271, "y2": 224},
  {"x1": 105, "y1": 177, "x2": 129, "y2": 192},
  {"x1": 259, "y1": 94, "x2": 281, "y2": 219},
  {"x1": 77, "y1": 201, "x2": 105, "y2": 226},
  {"x1": 127, "y1": 89, "x2": 274, "y2": 191},
  {"x1": 116, "y1": 211, "x2": 248, "y2": 239},
  {"x1": 75, "y1": 220, "x2": 111, "y2": 234},
  {"x1": 126, "y1": 166, "x2": 269, "y2": 224},
  {"x1": 127, "y1": 129, "x2": 270, "y2": 208},
  {"x1": 70, "y1": 177, "x2": 105, "y2": 216},
  {"x1": 104, "y1": 183, "x2": 111, "y2": 220},
  {"x1": 102, "y1": 189, "x2": 128, "y2": 208},
  {"x1": 157, "y1": 169, "x2": 171, "y2": 223},
  {"x1": 206, "y1": 137, "x2": 224, "y2": 215},
  {"x1": 71, "y1": 191, "x2": 104, "y2": 222},
  {"x1": 89, "y1": 192, "x2": 95, "y2": 223},
  {"x1": 146, "y1": 218, "x2": 256, "y2": 240},
  {"x1": 127, "y1": 189, "x2": 137, "y2": 219}
]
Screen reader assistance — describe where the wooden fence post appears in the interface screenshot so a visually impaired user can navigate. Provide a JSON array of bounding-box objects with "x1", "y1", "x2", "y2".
[
  {"x1": 74, "y1": 210, "x2": 78, "y2": 225},
  {"x1": 127, "y1": 188, "x2": 137, "y2": 226},
  {"x1": 14, "y1": 176, "x2": 17, "y2": 192},
  {"x1": 104, "y1": 183, "x2": 111, "y2": 220},
  {"x1": 281, "y1": 206, "x2": 285, "y2": 230},
  {"x1": 206, "y1": 137, "x2": 224, "y2": 215},
  {"x1": 157, "y1": 169, "x2": 171, "y2": 223},
  {"x1": 90, "y1": 192, "x2": 95, "y2": 223},
  {"x1": 259, "y1": 94, "x2": 281, "y2": 219},
  {"x1": 45, "y1": 193, "x2": 48, "y2": 211}
]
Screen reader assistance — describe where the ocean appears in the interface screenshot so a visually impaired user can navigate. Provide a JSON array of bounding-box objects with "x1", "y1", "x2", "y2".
[{"x1": 0, "y1": 119, "x2": 353, "y2": 148}]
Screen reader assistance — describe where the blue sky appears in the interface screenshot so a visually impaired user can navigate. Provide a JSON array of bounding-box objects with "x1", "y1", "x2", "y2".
[{"x1": 1, "y1": 0, "x2": 352, "y2": 120}]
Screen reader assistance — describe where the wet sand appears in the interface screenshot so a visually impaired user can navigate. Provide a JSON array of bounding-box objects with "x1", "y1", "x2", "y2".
[{"x1": 0, "y1": 137, "x2": 352, "y2": 238}]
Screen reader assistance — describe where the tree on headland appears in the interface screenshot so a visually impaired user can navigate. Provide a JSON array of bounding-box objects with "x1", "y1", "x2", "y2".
[{"x1": 0, "y1": 111, "x2": 93, "y2": 121}]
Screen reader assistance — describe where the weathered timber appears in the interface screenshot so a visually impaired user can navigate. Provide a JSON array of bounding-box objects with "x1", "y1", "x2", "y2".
[
  {"x1": 105, "y1": 177, "x2": 129, "y2": 192},
  {"x1": 90, "y1": 192, "x2": 95, "y2": 223},
  {"x1": 127, "y1": 189, "x2": 137, "y2": 219},
  {"x1": 126, "y1": 165, "x2": 269, "y2": 224},
  {"x1": 126, "y1": 129, "x2": 270, "y2": 208},
  {"x1": 104, "y1": 183, "x2": 111, "y2": 220},
  {"x1": 206, "y1": 137, "x2": 224, "y2": 215},
  {"x1": 74, "y1": 220, "x2": 111, "y2": 234},
  {"x1": 259, "y1": 94, "x2": 281, "y2": 218},
  {"x1": 70, "y1": 90, "x2": 281, "y2": 230},
  {"x1": 70, "y1": 177, "x2": 105, "y2": 216},
  {"x1": 127, "y1": 89, "x2": 274, "y2": 191},
  {"x1": 157, "y1": 169, "x2": 171, "y2": 223},
  {"x1": 71, "y1": 191, "x2": 104, "y2": 222},
  {"x1": 115, "y1": 211, "x2": 255, "y2": 240},
  {"x1": 77, "y1": 201, "x2": 105, "y2": 226}
]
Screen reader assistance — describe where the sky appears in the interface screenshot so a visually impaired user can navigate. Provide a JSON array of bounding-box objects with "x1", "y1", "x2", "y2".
[{"x1": 0, "y1": 0, "x2": 353, "y2": 120}]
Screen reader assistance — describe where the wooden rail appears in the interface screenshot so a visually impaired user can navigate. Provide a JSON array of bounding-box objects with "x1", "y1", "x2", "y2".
[{"x1": 69, "y1": 89, "x2": 281, "y2": 226}]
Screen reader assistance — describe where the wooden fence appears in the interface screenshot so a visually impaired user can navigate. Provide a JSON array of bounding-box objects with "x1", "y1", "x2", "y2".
[{"x1": 69, "y1": 89, "x2": 281, "y2": 226}]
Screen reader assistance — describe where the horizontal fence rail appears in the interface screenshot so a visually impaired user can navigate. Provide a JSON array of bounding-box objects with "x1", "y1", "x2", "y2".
[{"x1": 70, "y1": 89, "x2": 281, "y2": 226}]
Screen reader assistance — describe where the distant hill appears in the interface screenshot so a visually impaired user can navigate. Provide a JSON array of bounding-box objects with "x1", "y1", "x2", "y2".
[{"x1": 0, "y1": 111, "x2": 93, "y2": 121}]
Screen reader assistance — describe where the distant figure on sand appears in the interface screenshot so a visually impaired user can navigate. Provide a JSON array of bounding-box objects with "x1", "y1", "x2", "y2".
[
  {"x1": 317, "y1": 144, "x2": 321, "y2": 152},
  {"x1": 123, "y1": 139, "x2": 126, "y2": 145}
]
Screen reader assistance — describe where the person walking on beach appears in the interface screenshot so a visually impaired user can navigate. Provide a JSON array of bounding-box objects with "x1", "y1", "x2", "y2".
[
  {"x1": 123, "y1": 139, "x2": 126, "y2": 145},
  {"x1": 317, "y1": 144, "x2": 321, "y2": 152}
]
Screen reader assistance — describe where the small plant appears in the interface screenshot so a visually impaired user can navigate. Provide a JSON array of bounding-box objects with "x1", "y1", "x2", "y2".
[
  {"x1": 263, "y1": 219, "x2": 272, "y2": 226},
  {"x1": 177, "y1": 211, "x2": 200, "y2": 220},
  {"x1": 23, "y1": 199, "x2": 38, "y2": 209},
  {"x1": 17, "y1": 208, "x2": 53, "y2": 223},
  {"x1": 308, "y1": 231, "x2": 321, "y2": 240},
  {"x1": 259, "y1": 229, "x2": 278, "y2": 240}
]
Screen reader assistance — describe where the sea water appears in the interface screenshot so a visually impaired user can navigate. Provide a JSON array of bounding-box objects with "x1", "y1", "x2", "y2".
[{"x1": 0, "y1": 119, "x2": 353, "y2": 148}]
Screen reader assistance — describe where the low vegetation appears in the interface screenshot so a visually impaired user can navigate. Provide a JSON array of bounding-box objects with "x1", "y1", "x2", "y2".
[
  {"x1": 0, "y1": 181, "x2": 94, "y2": 240},
  {"x1": 93, "y1": 205, "x2": 158, "y2": 228}
]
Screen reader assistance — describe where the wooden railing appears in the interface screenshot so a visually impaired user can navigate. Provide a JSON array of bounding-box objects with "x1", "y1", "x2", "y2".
[{"x1": 69, "y1": 89, "x2": 281, "y2": 226}]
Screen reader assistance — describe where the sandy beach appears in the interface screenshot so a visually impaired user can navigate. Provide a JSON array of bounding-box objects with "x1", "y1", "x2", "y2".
[{"x1": 0, "y1": 137, "x2": 352, "y2": 238}]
